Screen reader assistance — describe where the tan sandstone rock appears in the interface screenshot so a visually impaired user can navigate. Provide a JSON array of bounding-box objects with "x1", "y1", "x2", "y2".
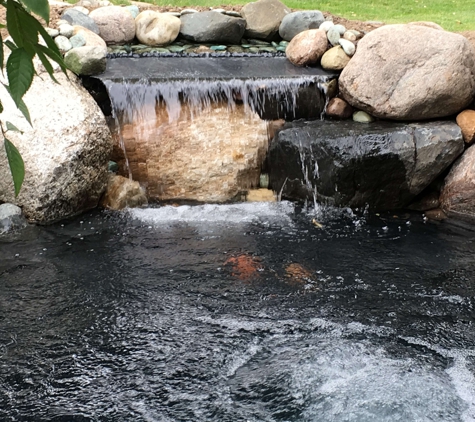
[
  {"x1": 321, "y1": 45, "x2": 351, "y2": 70},
  {"x1": 456, "y1": 109, "x2": 475, "y2": 144},
  {"x1": 325, "y1": 97, "x2": 353, "y2": 119},
  {"x1": 339, "y1": 24, "x2": 475, "y2": 120},
  {"x1": 135, "y1": 10, "x2": 181, "y2": 46},
  {"x1": 112, "y1": 102, "x2": 269, "y2": 202},
  {"x1": 0, "y1": 71, "x2": 112, "y2": 223},
  {"x1": 286, "y1": 28, "x2": 328, "y2": 67},
  {"x1": 240, "y1": 0, "x2": 291, "y2": 40},
  {"x1": 89, "y1": 5, "x2": 135, "y2": 45},
  {"x1": 72, "y1": 25, "x2": 107, "y2": 48},
  {"x1": 101, "y1": 174, "x2": 147, "y2": 210},
  {"x1": 440, "y1": 145, "x2": 475, "y2": 219}
]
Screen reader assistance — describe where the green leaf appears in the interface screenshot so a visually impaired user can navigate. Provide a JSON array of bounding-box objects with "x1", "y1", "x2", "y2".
[
  {"x1": 19, "y1": 0, "x2": 49, "y2": 25},
  {"x1": 6, "y1": 0, "x2": 25, "y2": 48},
  {"x1": 6, "y1": 121, "x2": 22, "y2": 133},
  {"x1": 35, "y1": 48, "x2": 58, "y2": 83},
  {"x1": 0, "y1": 35, "x2": 3, "y2": 75},
  {"x1": 6, "y1": 47, "x2": 34, "y2": 107},
  {"x1": 4, "y1": 39, "x2": 17, "y2": 51},
  {"x1": 3, "y1": 84, "x2": 32, "y2": 126},
  {"x1": 0, "y1": 101, "x2": 3, "y2": 114},
  {"x1": 37, "y1": 44, "x2": 68, "y2": 75},
  {"x1": 4, "y1": 137, "x2": 25, "y2": 197}
]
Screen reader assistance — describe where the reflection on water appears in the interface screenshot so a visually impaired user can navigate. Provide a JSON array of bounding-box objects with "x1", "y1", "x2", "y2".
[{"x1": 0, "y1": 203, "x2": 474, "y2": 421}]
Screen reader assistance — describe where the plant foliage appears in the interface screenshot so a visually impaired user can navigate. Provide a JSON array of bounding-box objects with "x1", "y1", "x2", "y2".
[{"x1": 1, "y1": 0, "x2": 68, "y2": 196}]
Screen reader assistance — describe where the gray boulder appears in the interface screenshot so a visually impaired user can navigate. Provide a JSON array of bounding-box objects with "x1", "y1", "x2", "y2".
[
  {"x1": 339, "y1": 24, "x2": 475, "y2": 120},
  {"x1": 279, "y1": 10, "x2": 325, "y2": 41},
  {"x1": 64, "y1": 46, "x2": 107, "y2": 76},
  {"x1": 241, "y1": 0, "x2": 291, "y2": 41},
  {"x1": 0, "y1": 204, "x2": 27, "y2": 234},
  {"x1": 0, "y1": 70, "x2": 112, "y2": 224},
  {"x1": 180, "y1": 11, "x2": 246, "y2": 44},
  {"x1": 267, "y1": 120, "x2": 463, "y2": 210},
  {"x1": 61, "y1": 8, "x2": 100, "y2": 34}
]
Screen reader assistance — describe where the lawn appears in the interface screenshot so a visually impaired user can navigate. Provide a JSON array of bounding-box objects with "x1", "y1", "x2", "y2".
[{"x1": 92, "y1": 0, "x2": 475, "y2": 31}]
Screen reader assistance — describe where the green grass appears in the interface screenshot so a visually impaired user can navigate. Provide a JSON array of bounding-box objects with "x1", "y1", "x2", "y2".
[{"x1": 79, "y1": 0, "x2": 475, "y2": 31}]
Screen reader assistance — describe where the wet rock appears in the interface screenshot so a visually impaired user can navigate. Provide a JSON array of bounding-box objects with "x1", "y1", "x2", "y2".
[
  {"x1": 72, "y1": 25, "x2": 107, "y2": 48},
  {"x1": 353, "y1": 110, "x2": 374, "y2": 123},
  {"x1": 135, "y1": 11, "x2": 181, "y2": 46},
  {"x1": 325, "y1": 97, "x2": 353, "y2": 119},
  {"x1": 101, "y1": 174, "x2": 147, "y2": 210},
  {"x1": 0, "y1": 72, "x2": 112, "y2": 223},
  {"x1": 180, "y1": 11, "x2": 246, "y2": 44},
  {"x1": 440, "y1": 145, "x2": 475, "y2": 219},
  {"x1": 64, "y1": 46, "x2": 107, "y2": 76},
  {"x1": 114, "y1": 102, "x2": 269, "y2": 202},
  {"x1": 89, "y1": 6, "x2": 135, "y2": 45},
  {"x1": 279, "y1": 10, "x2": 325, "y2": 41},
  {"x1": 241, "y1": 0, "x2": 291, "y2": 41},
  {"x1": 408, "y1": 191, "x2": 440, "y2": 211},
  {"x1": 268, "y1": 120, "x2": 463, "y2": 210},
  {"x1": 424, "y1": 208, "x2": 447, "y2": 220},
  {"x1": 61, "y1": 8, "x2": 99, "y2": 34},
  {"x1": 0, "y1": 204, "x2": 27, "y2": 234},
  {"x1": 456, "y1": 109, "x2": 475, "y2": 144},
  {"x1": 339, "y1": 24, "x2": 475, "y2": 120},
  {"x1": 321, "y1": 46, "x2": 350, "y2": 70},
  {"x1": 285, "y1": 28, "x2": 328, "y2": 67}
]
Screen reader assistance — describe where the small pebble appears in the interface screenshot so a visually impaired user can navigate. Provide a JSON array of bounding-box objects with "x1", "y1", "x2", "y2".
[
  {"x1": 319, "y1": 21, "x2": 334, "y2": 32},
  {"x1": 54, "y1": 35, "x2": 72, "y2": 52},
  {"x1": 59, "y1": 23, "x2": 74, "y2": 38},
  {"x1": 339, "y1": 38, "x2": 355, "y2": 56},
  {"x1": 45, "y1": 27, "x2": 59, "y2": 38},
  {"x1": 343, "y1": 30, "x2": 357, "y2": 41},
  {"x1": 180, "y1": 8, "x2": 198, "y2": 15},
  {"x1": 353, "y1": 111, "x2": 375, "y2": 123},
  {"x1": 333, "y1": 24, "x2": 346, "y2": 35},
  {"x1": 327, "y1": 26, "x2": 341, "y2": 46}
]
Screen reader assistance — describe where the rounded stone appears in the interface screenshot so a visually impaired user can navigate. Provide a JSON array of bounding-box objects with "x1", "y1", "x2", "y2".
[
  {"x1": 333, "y1": 24, "x2": 346, "y2": 35},
  {"x1": 278, "y1": 10, "x2": 325, "y2": 41},
  {"x1": 319, "y1": 21, "x2": 334, "y2": 32},
  {"x1": 54, "y1": 35, "x2": 72, "y2": 52},
  {"x1": 325, "y1": 97, "x2": 353, "y2": 119},
  {"x1": 45, "y1": 27, "x2": 59, "y2": 38},
  {"x1": 135, "y1": 10, "x2": 181, "y2": 47},
  {"x1": 456, "y1": 109, "x2": 475, "y2": 144},
  {"x1": 339, "y1": 38, "x2": 356, "y2": 56},
  {"x1": 181, "y1": 8, "x2": 198, "y2": 15},
  {"x1": 353, "y1": 110, "x2": 375, "y2": 123},
  {"x1": 327, "y1": 26, "x2": 341, "y2": 46},
  {"x1": 72, "y1": 6, "x2": 89, "y2": 15},
  {"x1": 72, "y1": 25, "x2": 107, "y2": 48},
  {"x1": 343, "y1": 30, "x2": 357, "y2": 41},
  {"x1": 61, "y1": 8, "x2": 99, "y2": 34},
  {"x1": 285, "y1": 28, "x2": 328, "y2": 66},
  {"x1": 125, "y1": 5, "x2": 140, "y2": 19},
  {"x1": 69, "y1": 33, "x2": 86, "y2": 48},
  {"x1": 321, "y1": 45, "x2": 350, "y2": 70},
  {"x1": 59, "y1": 23, "x2": 74, "y2": 38},
  {"x1": 89, "y1": 6, "x2": 136, "y2": 45}
]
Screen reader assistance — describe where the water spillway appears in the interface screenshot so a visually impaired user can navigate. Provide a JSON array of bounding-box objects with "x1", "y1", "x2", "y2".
[{"x1": 91, "y1": 57, "x2": 338, "y2": 202}]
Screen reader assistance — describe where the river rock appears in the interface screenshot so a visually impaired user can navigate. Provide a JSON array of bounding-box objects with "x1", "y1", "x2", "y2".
[
  {"x1": 326, "y1": 26, "x2": 341, "y2": 46},
  {"x1": 325, "y1": 97, "x2": 353, "y2": 119},
  {"x1": 0, "y1": 204, "x2": 27, "y2": 234},
  {"x1": 241, "y1": 0, "x2": 291, "y2": 41},
  {"x1": 54, "y1": 35, "x2": 72, "y2": 52},
  {"x1": 456, "y1": 109, "x2": 475, "y2": 144},
  {"x1": 72, "y1": 25, "x2": 107, "y2": 48},
  {"x1": 70, "y1": 33, "x2": 86, "y2": 48},
  {"x1": 338, "y1": 38, "x2": 355, "y2": 56},
  {"x1": 319, "y1": 21, "x2": 334, "y2": 32},
  {"x1": 61, "y1": 8, "x2": 99, "y2": 34},
  {"x1": 180, "y1": 11, "x2": 246, "y2": 44},
  {"x1": 321, "y1": 46, "x2": 350, "y2": 70},
  {"x1": 0, "y1": 71, "x2": 112, "y2": 223},
  {"x1": 267, "y1": 120, "x2": 463, "y2": 210},
  {"x1": 125, "y1": 5, "x2": 140, "y2": 19},
  {"x1": 353, "y1": 110, "x2": 374, "y2": 123},
  {"x1": 64, "y1": 46, "x2": 107, "y2": 76},
  {"x1": 285, "y1": 29, "x2": 328, "y2": 67},
  {"x1": 136, "y1": 11, "x2": 181, "y2": 46},
  {"x1": 343, "y1": 31, "x2": 357, "y2": 41},
  {"x1": 89, "y1": 6, "x2": 135, "y2": 45},
  {"x1": 279, "y1": 11, "x2": 325, "y2": 41},
  {"x1": 339, "y1": 24, "x2": 475, "y2": 120},
  {"x1": 58, "y1": 23, "x2": 74, "y2": 38},
  {"x1": 113, "y1": 102, "x2": 269, "y2": 202},
  {"x1": 440, "y1": 145, "x2": 475, "y2": 219},
  {"x1": 101, "y1": 174, "x2": 147, "y2": 210}
]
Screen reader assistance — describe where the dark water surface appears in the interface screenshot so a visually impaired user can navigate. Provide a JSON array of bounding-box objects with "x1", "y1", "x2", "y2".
[{"x1": 1, "y1": 203, "x2": 474, "y2": 421}]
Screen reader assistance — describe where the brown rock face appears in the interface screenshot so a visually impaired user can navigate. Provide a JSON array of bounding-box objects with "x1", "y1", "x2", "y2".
[
  {"x1": 241, "y1": 0, "x2": 291, "y2": 40},
  {"x1": 101, "y1": 174, "x2": 147, "y2": 210},
  {"x1": 339, "y1": 24, "x2": 475, "y2": 120},
  {"x1": 112, "y1": 102, "x2": 269, "y2": 202},
  {"x1": 456, "y1": 109, "x2": 475, "y2": 144},
  {"x1": 325, "y1": 97, "x2": 353, "y2": 119},
  {"x1": 440, "y1": 145, "x2": 475, "y2": 218},
  {"x1": 285, "y1": 29, "x2": 328, "y2": 67}
]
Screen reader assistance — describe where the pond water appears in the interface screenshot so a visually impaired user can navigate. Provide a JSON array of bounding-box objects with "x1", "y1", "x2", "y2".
[{"x1": 1, "y1": 202, "x2": 474, "y2": 421}]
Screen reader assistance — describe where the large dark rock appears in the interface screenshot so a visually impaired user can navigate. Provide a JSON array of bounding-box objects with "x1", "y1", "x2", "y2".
[
  {"x1": 268, "y1": 120, "x2": 463, "y2": 210},
  {"x1": 279, "y1": 10, "x2": 325, "y2": 41},
  {"x1": 180, "y1": 11, "x2": 246, "y2": 44},
  {"x1": 61, "y1": 9, "x2": 100, "y2": 35}
]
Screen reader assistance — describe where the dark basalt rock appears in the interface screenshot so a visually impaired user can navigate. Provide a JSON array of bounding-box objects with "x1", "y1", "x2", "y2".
[{"x1": 267, "y1": 120, "x2": 463, "y2": 210}]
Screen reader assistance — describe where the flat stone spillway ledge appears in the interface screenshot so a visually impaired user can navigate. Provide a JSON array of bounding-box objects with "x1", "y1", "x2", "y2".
[{"x1": 95, "y1": 56, "x2": 339, "y2": 82}]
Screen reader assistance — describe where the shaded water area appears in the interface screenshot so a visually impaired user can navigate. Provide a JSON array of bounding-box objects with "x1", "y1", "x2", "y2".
[{"x1": 1, "y1": 203, "x2": 475, "y2": 421}]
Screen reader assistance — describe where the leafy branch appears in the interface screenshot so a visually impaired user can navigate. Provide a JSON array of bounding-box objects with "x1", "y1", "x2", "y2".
[{"x1": 1, "y1": 0, "x2": 68, "y2": 196}]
